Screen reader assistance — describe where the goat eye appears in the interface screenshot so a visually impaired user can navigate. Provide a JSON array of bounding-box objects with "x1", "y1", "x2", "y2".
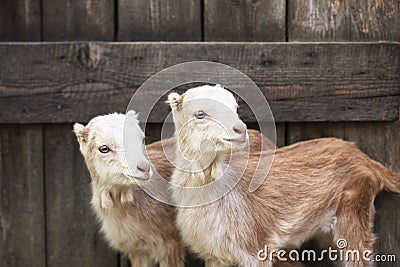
[
  {"x1": 195, "y1": 110, "x2": 205, "y2": 119},
  {"x1": 98, "y1": 145, "x2": 110, "y2": 153}
]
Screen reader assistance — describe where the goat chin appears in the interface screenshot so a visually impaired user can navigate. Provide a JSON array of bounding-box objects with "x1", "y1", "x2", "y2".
[{"x1": 169, "y1": 137, "x2": 399, "y2": 267}]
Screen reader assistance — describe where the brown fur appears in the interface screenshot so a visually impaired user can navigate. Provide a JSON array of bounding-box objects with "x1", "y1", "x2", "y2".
[
  {"x1": 145, "y1": 128, "x2": 275, "y2": 180},
  {"x1": 170, "y1": 137, "x2": 400, "y2": 267},
  {"x1": 145, "y1": 130, "x2": 311, "y2": 267}
]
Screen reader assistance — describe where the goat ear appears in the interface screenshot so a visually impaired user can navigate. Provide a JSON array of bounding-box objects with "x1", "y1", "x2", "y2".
[
  {"x1": 167, "y1": 92, "x2": 184, "y2": 109},
  {"x1": 73, "y1": 123, "x2": 88, "y2": 143},
  {"x1": 126, "y1": 110, "x2": 139, "y2": 120}
]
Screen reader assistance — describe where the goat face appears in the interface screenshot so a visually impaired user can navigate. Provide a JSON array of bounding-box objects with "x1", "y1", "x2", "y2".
[
  {"x1": 74, "y1": 111, "x2": 151, "y2": 186},
  {"x1": 168, "y1": 85, "x2": 248, "y2": 158}
]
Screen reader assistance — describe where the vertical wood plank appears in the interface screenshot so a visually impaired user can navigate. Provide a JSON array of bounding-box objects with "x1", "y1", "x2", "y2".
[
  {"x1": 276, "y1": 122, "x2": 286, "y2": 147},
  {"x1": 287, "y1": 122, "x2": 345, "y2": 144},
  {"x1": 0, "y1": 0, "x2": 41, "y2": 41},
  {"x1": 45, "y1": 124, "x2": 118, "y2": 267},
  {"x1": 42, "y1": 0, "x2": 114, "y2": 41},
  {"x1": 347, "y1": 0, "x2": 400, "y2": 41},
  {"x1": 288, "y1": 0, "x2": 400, "y2": 41},
  {"x1": 345, "y1": 122, "x2": 400, "y2": 267},
  {"x1": 145, "y1": 123, "x2": 162, "y2": 144},
  {"x1": 288, "y1": 0, "x2": 350, "y2": 41},
  {"x1": 0, "y1": 125, "x2": 46, "y2": 267},
  {"x1": 204, "y1": 0, "x2": 286, "y2": 41},
  {"x1": 118, "y1": 0, "x2": 201, "y2": 41}
]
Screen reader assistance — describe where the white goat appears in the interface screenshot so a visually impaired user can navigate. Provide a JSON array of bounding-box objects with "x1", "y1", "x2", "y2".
[{"x1": 74, "y1": 111, "x2": 185, "y2": 267}]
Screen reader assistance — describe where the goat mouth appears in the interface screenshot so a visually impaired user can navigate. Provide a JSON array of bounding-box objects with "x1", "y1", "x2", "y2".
[
  {"x1": 127, "y1": 174, "x2": 149, "y2": 181},
  {"x1": 223, "y1": 138, "x2": 246, "y2": 144}
]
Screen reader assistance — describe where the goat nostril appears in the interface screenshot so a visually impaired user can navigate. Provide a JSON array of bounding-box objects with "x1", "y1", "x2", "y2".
[
  {"x1": 137, "y1": 163, "x2": 150, "y2": 173},
  {"x1": 233, "y1": 126, "x2": 246, "y2": 135}
]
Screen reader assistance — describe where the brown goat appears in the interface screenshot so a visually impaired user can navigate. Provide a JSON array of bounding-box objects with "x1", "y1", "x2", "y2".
[{"x1": 166, "y1": 85, "x2": 400, "y2": 267}]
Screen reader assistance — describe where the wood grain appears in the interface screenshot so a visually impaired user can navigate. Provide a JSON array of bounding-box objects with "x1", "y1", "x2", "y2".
[
  {"x1": 0, "y1": 0, "x2": 41, "y2": 41},
  {"x1": 287, "y1": 122, "x2": 345, "y2": 143},
  {"x1": 347, "y1": 0, "x2": 400, "y2": 41},
  {"x1": 44, "y1": 124, "x2": 118, "y2": 267},
  {"x1": 275, "y1": 123, "x2": 286, "y2": 147},
  {"x1": 0, "y1": 125, "x2": 45, "y2": 267},
  {"x1": 288, "y1": 0, "x2": 349, "y2": 41},
  {"x1": 204, "y1": 0, "x2": 286, "y2": 41},
  {"x1": 118, "y1": 0, "x2": 201, "y2": 41},
  {"x1": 42, "y1": 0, "x2": 114, "y2": 41},
  {"x1": 0, "y1": 42, "x2": 398, "y2": 123},
  {"x1": 288, "y1": 0, "x2": 400, "y2": 41}
]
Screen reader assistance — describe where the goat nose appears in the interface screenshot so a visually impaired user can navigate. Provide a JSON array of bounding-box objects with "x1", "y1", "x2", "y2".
[
  {"x1": 137, "y1": 162, "x2": 150, "y2": 174},
  {"x1": 233, "y1": 124, "x2": 246, "y2": 136}
]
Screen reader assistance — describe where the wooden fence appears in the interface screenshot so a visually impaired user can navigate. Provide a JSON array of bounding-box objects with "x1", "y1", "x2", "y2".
[{"x1": 0, "y1": 1, "x2": 399, "y2": 267}]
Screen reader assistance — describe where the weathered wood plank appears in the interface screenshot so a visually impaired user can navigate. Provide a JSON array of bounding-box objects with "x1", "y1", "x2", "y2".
[
  {"x1": 118, "y1": 0, "x2": 201, "y2": 41},
  {"x1": 44, "y1": 124, "x2": 118, "y2": 267},
  {"x1": 42, "y1": 0, "x2": 114, "y2": 41},
  {"x1": 344, "y1": 122, "x2": 400, "y2": 267},
  {"x1": 204, "y1": 0, "x2": 286, "y2": 41},
  {"x1": 0, "y1": 125, "x2": 45, "y2": 267},
  {"x1": 0, "y1": 43, "x2": 398, "y2": 123},
  {"x1": 347, "y1": 0, "x2": 400, "y2": 41},
  {"x1": 287, "y1": 122, "x2": 345, "y2": 143},
  {"x1": 0, "y1": 0, "x2": 41, "y2": 41},
  {"x1": 145, "y1": 124, "x2": 162, "y2": 144},
  {"x1": 288, "y1": 0, "x2": 400, "y2": 41},
  {"x1": 275, "y1": 123, "x2": 286, "y2": 147},
  {"x1": 288, "y1": 0, "x2": 349, "y2": 41}
]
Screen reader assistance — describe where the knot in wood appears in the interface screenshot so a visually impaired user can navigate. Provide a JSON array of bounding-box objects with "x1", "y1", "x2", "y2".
[{"x1": 77, "y1": 43, "x2": 102, "y2": 70}]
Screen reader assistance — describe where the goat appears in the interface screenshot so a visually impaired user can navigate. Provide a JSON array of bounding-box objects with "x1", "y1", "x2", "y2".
[
  {"x1": 74, "y1": 111, "x2": 185, "y2": 267},
  {"x1": 167, "y1": 84, "x2": 400, "y2": 267}
]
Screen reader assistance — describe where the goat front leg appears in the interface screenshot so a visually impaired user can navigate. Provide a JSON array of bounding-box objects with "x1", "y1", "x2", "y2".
[{"x1": 129, "y1": 253, "x2": 155, "y2": 267}]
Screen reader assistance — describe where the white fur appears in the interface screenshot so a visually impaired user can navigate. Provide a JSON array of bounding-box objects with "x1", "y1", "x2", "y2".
[{"x1": 74, "y1": 112, "x2": 184, "y2": 267}]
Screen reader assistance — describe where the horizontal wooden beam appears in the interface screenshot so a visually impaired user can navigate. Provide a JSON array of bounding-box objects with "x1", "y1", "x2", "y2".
[{"x1": 0, "y1": 42, "x2": 399, "y2": 123}]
